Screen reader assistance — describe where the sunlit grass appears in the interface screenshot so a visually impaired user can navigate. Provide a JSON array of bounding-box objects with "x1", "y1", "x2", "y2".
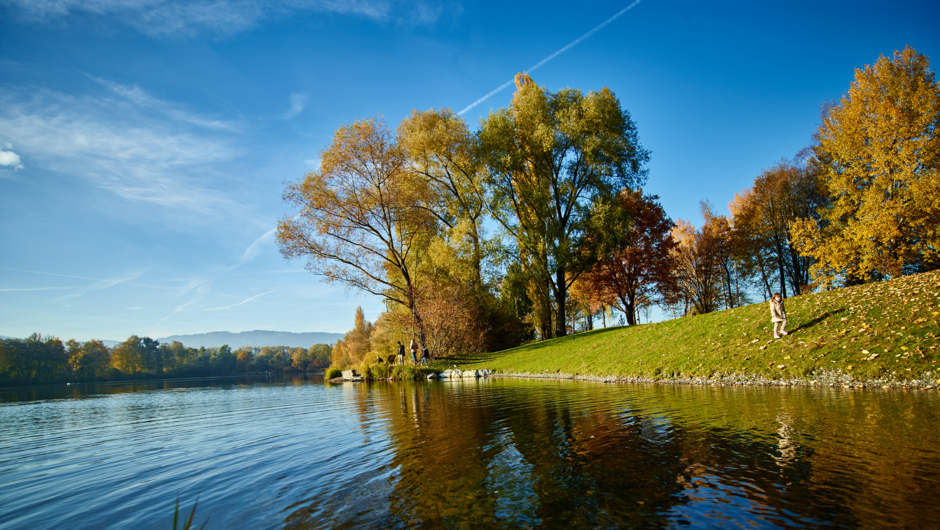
[{"x1": 449, "y1": 270, "x2": 940, "y2": 385}]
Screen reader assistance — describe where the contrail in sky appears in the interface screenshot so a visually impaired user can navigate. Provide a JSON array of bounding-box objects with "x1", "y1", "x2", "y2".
[{"x1": 457, "y1": 0, "x2": 644, "y2": 116}]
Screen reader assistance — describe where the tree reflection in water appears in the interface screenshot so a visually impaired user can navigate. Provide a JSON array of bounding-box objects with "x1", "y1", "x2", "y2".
[{"x1": 285, "y1": 379, "x2": 940, "y2": 529}]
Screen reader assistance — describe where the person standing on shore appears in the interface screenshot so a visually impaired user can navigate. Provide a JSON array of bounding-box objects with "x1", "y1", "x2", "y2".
[
  {"x1": 770, "y1": 293, "x2": 788, "y2": 339},
  {"x1": 410, "y1": 338, "x2": 418, "y2": 364},
  {"x1": 397, "y1": 341, "x2": 405, "y2": 365}
]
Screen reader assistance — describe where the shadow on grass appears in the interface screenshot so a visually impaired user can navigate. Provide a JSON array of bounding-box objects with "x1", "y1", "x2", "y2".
[{"x1": 790, "y1": 308, "x2": 847, "y2": 334}]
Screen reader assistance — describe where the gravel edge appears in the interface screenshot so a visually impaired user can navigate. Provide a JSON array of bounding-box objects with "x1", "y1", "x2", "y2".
[{"x1": 487, "y1": 370, "x2": 939, "y2": 390}]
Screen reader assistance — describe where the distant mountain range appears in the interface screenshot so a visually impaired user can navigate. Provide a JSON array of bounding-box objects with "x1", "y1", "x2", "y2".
[{"x1": 156, "y1": 330, "x2": 343, "y2": 349}]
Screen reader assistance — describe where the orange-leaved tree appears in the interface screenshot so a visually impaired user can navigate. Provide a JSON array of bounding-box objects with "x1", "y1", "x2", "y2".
[{"x1": 277, "y1": 117, "x2": 436, "y2": 347}]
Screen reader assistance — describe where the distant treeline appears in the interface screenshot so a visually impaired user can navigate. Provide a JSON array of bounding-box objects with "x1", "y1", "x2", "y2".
[{"x1": 0, "y1": 333, "x2": 333, "y2": 386}]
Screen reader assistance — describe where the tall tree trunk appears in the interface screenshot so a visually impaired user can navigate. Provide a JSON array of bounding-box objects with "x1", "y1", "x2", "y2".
[
  {"x1": 755, "y1": 250, "x2": 773, "y2": 300},
  {"x1": 470, "y1": 220, "x2": 483, "y2": 290},
  {"x1": 723, "y1": 261, "x2": 733, "y2": 309},
  {"x1": 620, "y1": 292, "x2": 636, "y2": 326},
  {"x1": 555, "y1": 267, "x2": 567, "y2": 337},
  {"x1": 775, "y1": 238, "x2": 788, "y2": 298}
]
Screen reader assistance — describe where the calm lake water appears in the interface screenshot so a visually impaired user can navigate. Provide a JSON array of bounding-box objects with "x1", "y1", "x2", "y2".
[{"x1": 1, "y1": 375, "x2": 939, "y2": 529}]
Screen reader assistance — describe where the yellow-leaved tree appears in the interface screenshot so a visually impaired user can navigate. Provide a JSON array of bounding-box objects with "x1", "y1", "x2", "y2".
[{"x1": 792, "y1": 46, "x2": 940, "y2": 286}]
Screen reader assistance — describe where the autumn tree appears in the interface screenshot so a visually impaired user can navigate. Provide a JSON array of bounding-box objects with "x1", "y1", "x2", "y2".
[
  {"x1": 398, "y1": 108, "x2": 491, "y2": 289},
  {"x1": 581, "y1": 190, "x2": 676, "y2": 325},
  {"x1": 278, "y1": 118, "x2": 436, "y2": 346},
  {"x1": 111, "y1": 336, "x2": 160, "y2": 375},
  {"x1": 306, "y1": 344, "x2": 332, "y2": 369},
  {"x1": 235, "y1": 347, "x2": 254, "y2": 372},
  {"x1": 569, "y1": 273, "x2": 610, "y2": 331},
  {"x1": 330, "y1": 339, "x2": 351, "y2": 369},
  {"x1": 668, "y1": 219, "x2": 725, "y2": 316},
  {"x1": 791, "y1": 46, "x2": 940, "y2": 286},
  {"x1": 414, "y1": 279, "x2": 486, "y2": 357},
  {"x1": 480, "y1": 74, "x2": 649, "y2": 338},
  {"x1": 344, "y1": 306, "x2": 374, "y2": 365},
  {"x1": 66, "y1": 339, "x2": 111, "y2": 380},
  {"x1": 730, "y1": 157, "x2": 826, "y2": 297},
  {"x1": 160, "y1": 341, "x2": 193, "y2": 373}
]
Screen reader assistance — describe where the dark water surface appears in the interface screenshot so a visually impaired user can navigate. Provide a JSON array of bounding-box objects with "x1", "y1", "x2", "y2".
[{"x1": 1, "y1": 375, "x2": 938, "y2": 529}]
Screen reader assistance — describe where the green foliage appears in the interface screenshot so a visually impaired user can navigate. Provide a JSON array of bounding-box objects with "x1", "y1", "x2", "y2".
[
  {"x1": 0, "y1": 335, "x2": 335, "y2": 386},
  {"x1": 0, "y1": 334, "x2": 70, "y2": 385},
  {"x1": 388, "y1": 364, "x2": 435, "y2": 381},
  {"x1": 479, "y1": 75, "x2": 649, "y2": 338},
  {"x1": 325, "y1": 367, "x2": 343, "y2": 380},
  {"x1": 366, "y1": 362, "x2": 390, "y2": 380}
]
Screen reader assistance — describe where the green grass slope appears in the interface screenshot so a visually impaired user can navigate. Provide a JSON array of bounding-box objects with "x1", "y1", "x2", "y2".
[{"x1": 446, "y1": 270, "x2": 940, "y2": 387}]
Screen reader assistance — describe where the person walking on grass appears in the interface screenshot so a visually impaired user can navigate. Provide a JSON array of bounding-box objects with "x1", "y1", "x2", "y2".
[
  {"x1": 770, "y1": 293, "x2": 788, "y2": 339},
  {"x1": 420, "y1": 346, "x2": 430, "y2": 367},
  {"x1": 397, "y1": 341, "x2": 405, "y2": 365},
  {"x1": 410, "y1": 338, "x2": 418, "y2": 364}
]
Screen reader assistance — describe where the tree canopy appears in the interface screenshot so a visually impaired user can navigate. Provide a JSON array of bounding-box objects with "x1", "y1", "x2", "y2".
[
  {"x1": 792, "y1": 46, "x2": 940, "y2": 285},
  {"x1": 480, "y1": 74, "x2": 649, "y2": 337},
  {"x1": 277, "y1": 117, "x2": 436, "y2": 344}
]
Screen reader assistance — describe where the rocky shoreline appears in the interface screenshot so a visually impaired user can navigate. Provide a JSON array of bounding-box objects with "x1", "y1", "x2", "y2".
[
  {"x1": 488, "y1": 369, "x2": 940, "y2": 390},
  {"x1": 330, "y1": 366, "x2": 938, "y2": 390}
]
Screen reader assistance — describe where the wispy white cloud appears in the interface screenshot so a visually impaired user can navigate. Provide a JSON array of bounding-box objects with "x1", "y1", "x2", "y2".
[
  {"x1": 238, "y1": 228, "x2": 276, "y2": 264},
  {"x1": 55, "y1": 269, "x2": 145, "y2": 300},
  {"x1": 2, "y1": 0, "x2": 452, "y2": 37},
  {"x1": 0, "y1": 143, "x2": 24, "y2": 170},
  {"x1": 281, "y1": 93, "x2": 308, "y2": 120},
  {"x1": 165, "y1": 276, "x2": 213, "y2": 319},
  {"x1": 0, "y1": 286, "x2": 81, "y2": 292},
  {"x1": 205, "y1": 289, "x2": 276, "y2": 311},
  {"x1": 97, "y1": 78, "x2": 244, "y2": 132},
  {"x1": 0, "y1": 86, "x2": 243, "y2": 213},
  {"x1": 0, "y1": 267, "x2": 180, "y2": 299},
  {"x1": 161, "y1": 228, "x2": 278, "y2": 319}
]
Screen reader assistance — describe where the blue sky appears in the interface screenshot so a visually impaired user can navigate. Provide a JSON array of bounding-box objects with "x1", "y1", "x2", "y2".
[{"x1": 1, "y1": 0, "x2": 938, "y2": 342}]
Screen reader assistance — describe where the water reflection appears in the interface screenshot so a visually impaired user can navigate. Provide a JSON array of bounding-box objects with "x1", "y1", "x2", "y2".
[
  {"x1": 283, "y1": 380, "x2": 939, "y2": 529},
  {"x1": 0, "y1": 377, "x2": 938, "y2": 529}
]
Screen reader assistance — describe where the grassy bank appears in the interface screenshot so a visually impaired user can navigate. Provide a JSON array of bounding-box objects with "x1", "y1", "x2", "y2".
[{"x1": 442, "y1": 270, "x2": 940, "y2": 388}]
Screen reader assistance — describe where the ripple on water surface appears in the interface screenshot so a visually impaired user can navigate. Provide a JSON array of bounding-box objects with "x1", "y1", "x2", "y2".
[{"x1": 1, "y1": 376, "x2": 939, "y2": 529}]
